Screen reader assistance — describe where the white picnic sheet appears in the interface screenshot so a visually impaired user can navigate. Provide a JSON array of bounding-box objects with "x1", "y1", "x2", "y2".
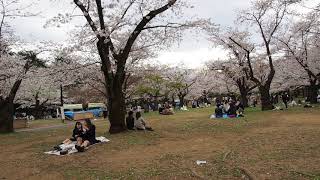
[{"x1": 45, "y1": 136, "x2": 110, "y2": 156}]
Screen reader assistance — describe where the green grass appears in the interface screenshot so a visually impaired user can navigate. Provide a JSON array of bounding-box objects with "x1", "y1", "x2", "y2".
[{"x1": 1, "y1": 106, "x2": 320, "y2": 179}]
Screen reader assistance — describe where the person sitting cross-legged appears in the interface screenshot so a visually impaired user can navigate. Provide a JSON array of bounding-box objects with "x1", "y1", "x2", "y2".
[
  {"x1": 228, "y1": 100, "x2": 237, "y2": 118},
  {"x1": 53, "y1": 122, "x2": 83, "y2": 151},
  {"x1": 134, "y1": 112, "x2": 154, "y2": 131},
  {"x1": 75, "y1": 119, "x2": 100, "y2": 152},
  {"x1": 64, "y1": 122, "x2": 83, "y2": 144},
  {"x1": 215, "y1": 104, "x2": 224, "y2": 118}
]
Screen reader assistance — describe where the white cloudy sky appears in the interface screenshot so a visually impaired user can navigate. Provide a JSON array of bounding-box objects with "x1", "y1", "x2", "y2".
[{"x1": 9, "y1": 0, "x2": 317, "y2": 68}]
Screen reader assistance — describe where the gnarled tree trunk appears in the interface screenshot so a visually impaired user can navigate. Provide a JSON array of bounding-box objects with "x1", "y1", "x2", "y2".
[
  {"x1": 237, "y1": 80, "x2": 250, "y2": 108},
  {"x1": 259, "y1": 85, "x2": 273, "y2": 111},
  {"x1": 108, "y1": 85, "x2": 126, "y2": 134},
  {"x1": 0, "y1": 79, "x2": 22, "y2": 133},
  {"x1": 239, "y1": 89, "x2": 249, "y2": 108},
  {"x1": 98, "y1": 41, "x2": 127, "y2": 134},
  {"x1": 178, "y1": 94, "x2": 186, "y2": 108},
  {"x1": 0, "y1": 100, "x2": 14, "y2": 133},
  {"x1": 307, "y1": 82, "x2": 318, "y2": 104}
]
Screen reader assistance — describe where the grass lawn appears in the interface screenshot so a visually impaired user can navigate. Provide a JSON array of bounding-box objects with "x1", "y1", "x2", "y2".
[{"x1": 1, "y1": 106, "x2": 320, "y2": 179}]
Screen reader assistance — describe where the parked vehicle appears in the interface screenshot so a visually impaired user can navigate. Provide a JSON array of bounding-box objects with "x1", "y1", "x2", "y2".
[
  {"x1": 63, "y1": 104, "x2": 84, "y2": 119},
  {"x1": 87, "y1": 103, "x2": 107, "y2": 117}
]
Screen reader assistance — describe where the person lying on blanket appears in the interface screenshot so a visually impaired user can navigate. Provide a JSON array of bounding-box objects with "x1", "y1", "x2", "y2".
[{"x1": 75, "y1": 119, "x2": 100, "y2": 152}]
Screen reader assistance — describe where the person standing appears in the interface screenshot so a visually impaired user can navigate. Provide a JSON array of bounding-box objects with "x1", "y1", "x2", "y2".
[{"x1": 282, "y1": 92, "x2": 289, "y2": 109}]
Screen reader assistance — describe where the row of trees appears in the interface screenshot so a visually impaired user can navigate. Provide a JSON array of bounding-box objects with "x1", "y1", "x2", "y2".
[
  {"x1": 0, "y1": 0, "x2": 208, "y2": 133},
  {"x1": 206, "y1": 0, "x2": 320, "y2": 110},
  {"x1": 0, "y1": 0, "x2": 319, "y2": 133}
]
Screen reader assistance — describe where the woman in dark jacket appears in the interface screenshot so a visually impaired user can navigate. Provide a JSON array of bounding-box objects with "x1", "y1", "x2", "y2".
[
  {"x1": 75, "y1": 119, "x2": 99, "y2": 152},
  {"x1": 62, "y1": 122, "x2": 83, "y2": 144}
]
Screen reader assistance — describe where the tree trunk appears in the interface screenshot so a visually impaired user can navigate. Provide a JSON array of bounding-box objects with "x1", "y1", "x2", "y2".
[
  {"x1": 238, "y1": 84, "x2": 249, "y2": 108},
  {"x1": 0, "y1": 79, "x2": 23, "y2": 133},
  {"x1": 307, "y1": 83, "x2": 318, "y2": 104},
  {"x1": 0, "y1": 100, "x2": 14, "y2": 133},
  {"x1": 179, "y1": 96, "x2": 185, "y2": 108},
  {"x1": 259, "y1": 86, "x2": 273, "y2": 111},
  {"x1": 108, "y1": 84, "x2": 127, "y2": 134},
  {"x1": 240, "y1": 90, "x2": 249, "y2": 108},
  {"x1": 60, "y1": 84, "x2": 64, "y2": 106}
]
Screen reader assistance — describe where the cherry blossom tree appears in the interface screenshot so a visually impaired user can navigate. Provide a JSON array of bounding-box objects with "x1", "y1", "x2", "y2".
[
  {"x1": 279, "y1": 10, "x2": 320, "y2": 103},
  {"x1": 207, "y1": 28, "x2": 257, "y2": 107},
  {"x1": 188, "y1": 68, "x2": 237, "y2": 99},
  {"x1": 165, "y1": 67, "x2": 197, "y2": 107},
  {"x1": 0, "y1": 0, "x2": 41, "y2": 132},
  {"x1": 0, "y1": 51, "x2": 45, "y2": 132},
  {"x1": 227, "y1": 0, "x2": 301, "y2": 110},
  {"x1": 52, "y1": 0, "x2": 206, "y2": 133}
]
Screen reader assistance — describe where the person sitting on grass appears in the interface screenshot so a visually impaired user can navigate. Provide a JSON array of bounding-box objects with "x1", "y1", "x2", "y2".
[
  {"x1": 126, "y1": 111, "x2": 135, "y2": 130},
  {"x1": 75, "y1": 119, "x2": 100, "y2": 152},
  {"x1": 215, "y1": 104, "x2": 224, "y2": 118},
  {"x1": 236, "y1": 100, "x2": 245, "y2": 117},
  {"x1": 228, "y1": 100, "x2": 237, "y2": 118},
  {"x1": 134, "y1": 112, "x2": 154, "y2": 131},
  {"x1": 223, "y1": 100, "x2": 230, "y2": 114},
  {"x1": 53, "y1": 122, "x2": 83, "y2": 151},
  {"x1": 161, "y1": 102, "x2": 174, "y2": 115},
  {"x1": 64, "y1": 121, "x2": 83, "y2": 144}
]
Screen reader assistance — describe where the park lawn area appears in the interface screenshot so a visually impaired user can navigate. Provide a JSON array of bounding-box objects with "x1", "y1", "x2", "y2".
[
  {"x1": 27, "y1": 119, "x2": 69, "y2": 129},
  {"x1": 1, "y1": 107, "x2": 320, "y2": 180}
]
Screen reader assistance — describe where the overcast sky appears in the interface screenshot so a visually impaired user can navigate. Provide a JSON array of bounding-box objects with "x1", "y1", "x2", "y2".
[{"x1": 9, "y1": 0, "x2": 317, "y2": 68}]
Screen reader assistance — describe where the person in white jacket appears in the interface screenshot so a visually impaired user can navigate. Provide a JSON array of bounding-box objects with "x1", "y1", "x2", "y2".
[{"x1": 134, "y1": 112, "x2": 154, "y2": 131}]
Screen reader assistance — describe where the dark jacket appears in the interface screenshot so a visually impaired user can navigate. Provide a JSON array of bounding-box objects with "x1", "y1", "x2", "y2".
[
  {"x1": 82, "y1": 125, "x2": 99, "y2": 144},
  {"x1": 215, "y1": 105, "x2": 223, "y2": 117},
  {"x1": 228, "y1": 103, "x2": 237, "y2": 116},
  {"x1": 126, "y1": 116, "x2": 135, "y2": 130},
  {"x1": 72, "y1": 128, "x2": 83, "y2": 139}
]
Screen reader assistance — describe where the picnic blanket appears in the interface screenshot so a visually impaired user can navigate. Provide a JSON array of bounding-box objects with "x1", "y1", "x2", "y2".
[
  {"x1": 45, "y1": 136, "x2": 110, "y2": 156},
  {"x1": 210, "y1": 114, "x2": 243, "y2": 119}
]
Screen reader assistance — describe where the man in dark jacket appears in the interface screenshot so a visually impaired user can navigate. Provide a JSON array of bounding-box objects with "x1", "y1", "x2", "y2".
[
  {"x1": 126, "y1": 111, "x2": 135, "y2": 130},
  {"x1": 282, "y1": 92, "x2": 289, "y2": 109}
]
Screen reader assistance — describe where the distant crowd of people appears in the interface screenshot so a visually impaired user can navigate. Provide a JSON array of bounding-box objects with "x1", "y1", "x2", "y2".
[
  {"x1": 158, "y1": 102, "x2": 174, "y2": 115},
  {"x1": 214, "y1": 98, "x2": 244, "y2": 118}
]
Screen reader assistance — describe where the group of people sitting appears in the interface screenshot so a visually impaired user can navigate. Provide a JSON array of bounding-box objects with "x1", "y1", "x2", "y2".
[
  {"x1": 215, "y1": 100, "x2": 244, "y2": 118},
  {"x1": 54, "y1": 111, "x2": 153, "y2": 153},
  {"x1": 55, "y1": 119, "x2": 99, "y2": 153},
  {"x1": 126, "y1": 111, "x2": 154, "y2": 131},
  {"x1": 158, "y1": 102, "x2": 174, "y2": 115}
]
